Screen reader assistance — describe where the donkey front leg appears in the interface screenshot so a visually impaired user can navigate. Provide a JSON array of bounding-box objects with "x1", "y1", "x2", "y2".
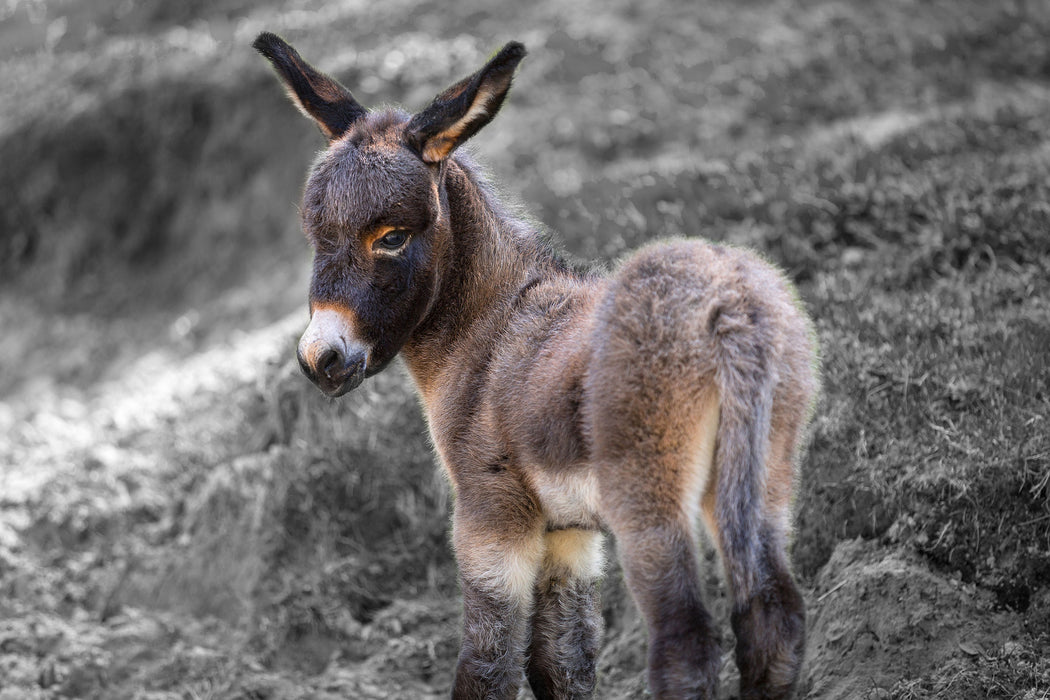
[
  {"x1": 451, "y1": 494, "x2": 545, "y2": 700},
  {"x1": 526, "y1": 528, "x2": 605, "y2": 700}
]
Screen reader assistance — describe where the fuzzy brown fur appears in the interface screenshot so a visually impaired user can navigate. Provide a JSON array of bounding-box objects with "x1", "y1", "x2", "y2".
[{"x1": 255, "y1": 33, "x2": 819, "y2": 700}]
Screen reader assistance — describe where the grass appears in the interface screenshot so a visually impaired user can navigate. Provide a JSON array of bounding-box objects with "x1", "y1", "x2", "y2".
[{"x1": 889, "y1": 644, "x2": 1050, "y2": 699}]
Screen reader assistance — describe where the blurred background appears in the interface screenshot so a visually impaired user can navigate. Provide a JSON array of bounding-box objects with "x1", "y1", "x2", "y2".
[{"x1": 1, "y1": 0, "x2": 1048, "y2": 697}]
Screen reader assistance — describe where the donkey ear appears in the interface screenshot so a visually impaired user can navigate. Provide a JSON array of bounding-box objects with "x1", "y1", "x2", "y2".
[
  {"x1": 253, "y1": 32, "x2": 367, "y2": 140},
  {"x1": 406, "y1": 42, "x2": 526, "y2": 164}
]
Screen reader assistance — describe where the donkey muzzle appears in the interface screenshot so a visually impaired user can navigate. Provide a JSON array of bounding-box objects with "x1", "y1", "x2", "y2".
[{"x1": 297, "y1": 305, "x2": 369, "y2": 397}]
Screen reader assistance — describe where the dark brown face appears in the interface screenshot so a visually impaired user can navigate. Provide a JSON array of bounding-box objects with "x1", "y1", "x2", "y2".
[{"x1": 296, "y1": 112, "x2": 449, "y2": 397}]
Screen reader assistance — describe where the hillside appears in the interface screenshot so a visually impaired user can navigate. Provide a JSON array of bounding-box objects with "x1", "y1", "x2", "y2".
[{"x1": 1, "y1": 0, "x2": 1048, "y2": 698}]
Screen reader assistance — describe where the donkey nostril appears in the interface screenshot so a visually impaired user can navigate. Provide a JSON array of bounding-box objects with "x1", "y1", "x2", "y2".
[{"x1": 318, "y1": 348, "x2": 343, "y2": 379}]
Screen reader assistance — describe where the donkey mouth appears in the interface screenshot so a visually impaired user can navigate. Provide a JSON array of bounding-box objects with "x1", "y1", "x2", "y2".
[
  {"x1": 299, "y1": 347, "x2": 367, "y2": 397},
  {"x1": 318, "y1": 360, "x2": 366, "y2": 397},
  {"x1": 320, "y1": 370, "x2": 364, "y2": 398}
]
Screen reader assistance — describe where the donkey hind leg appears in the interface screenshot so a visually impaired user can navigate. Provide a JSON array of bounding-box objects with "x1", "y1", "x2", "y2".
[
  {"x1": 526, "y1": 528, "x2": 605, "y2": 700},
  {"x1": 731, "y1": 535, "x2": 805, "y2": 700},
  {"x1": 706, "y1": 378, "x2": 806, "y2": 698},
  {"x1": 591, "y1": 385, "x2": 724, "y2": 699},
  {"x1": 611, "y1": 513, "x2": 721, "y2": 700},
  {"x1": 451, "y1": 505, "x2": 545, "y2": 700},
  {"x1": 703, "y1": 474, "x2": 805, "y2": 700}
]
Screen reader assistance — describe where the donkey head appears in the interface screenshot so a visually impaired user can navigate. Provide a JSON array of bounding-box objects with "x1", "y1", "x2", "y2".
[{"x1": 255, "y1": 33, "x2": 525, "y2": 396}]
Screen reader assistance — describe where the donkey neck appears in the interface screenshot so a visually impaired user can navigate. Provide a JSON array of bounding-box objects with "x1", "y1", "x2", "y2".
[{"x1": 400, "y1": 157, "x2": 550, "y2": 393}]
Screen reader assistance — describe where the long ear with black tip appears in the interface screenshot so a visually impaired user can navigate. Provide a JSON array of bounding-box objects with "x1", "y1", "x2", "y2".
[
  {"x1": 253, "y1": 32, "x2": 367, "y2": 140},
  {"x1": 406, "y1": 41, "x2": 526, "y2": 164}
]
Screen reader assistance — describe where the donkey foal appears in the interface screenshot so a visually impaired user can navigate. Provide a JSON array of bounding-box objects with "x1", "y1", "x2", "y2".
[{"x1": 255, "y1": 34, "x2": 819, "y2": 700}]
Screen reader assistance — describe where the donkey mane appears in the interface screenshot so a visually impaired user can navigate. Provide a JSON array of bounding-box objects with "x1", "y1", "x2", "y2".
[{"x1": 407, "y1": 150, "x2": 598, "y2": 404}]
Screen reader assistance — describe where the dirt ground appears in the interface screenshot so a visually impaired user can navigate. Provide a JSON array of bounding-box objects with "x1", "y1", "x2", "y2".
[{"x1": 1, "y1": 0, "x2": 1049, "y2": 698}]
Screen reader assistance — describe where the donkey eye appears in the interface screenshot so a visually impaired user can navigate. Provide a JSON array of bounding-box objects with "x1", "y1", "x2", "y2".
[{"x1": 374, "y1": 230, "x2": 409, "y2": 252}]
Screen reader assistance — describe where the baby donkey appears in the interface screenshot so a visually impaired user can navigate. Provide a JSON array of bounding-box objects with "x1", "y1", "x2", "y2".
[{"x1": 254, "y1": 33, "x2": 819, "y2": 700}]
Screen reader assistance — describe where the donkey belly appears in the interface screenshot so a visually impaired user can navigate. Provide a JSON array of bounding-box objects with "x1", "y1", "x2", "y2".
[{"x1": 525, "y1": 466, "x2": 603, "y2": 531}]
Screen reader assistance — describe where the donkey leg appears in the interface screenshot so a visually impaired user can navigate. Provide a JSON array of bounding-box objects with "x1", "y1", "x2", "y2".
[
  {"x1": 526, "y1": 528, "x2": 605, "y2": 700},
  {"x1": 703, "y1": 476, "x2": 805, "y2": 699},
  {"x1": 729, "y1": 539, "x2": 805, "y2": 700},
  {"x1": 586, "y1": 382, "x2": 723, "y2": 699},
  {"x1": 610, "y1": 516, "x2": 721, "y2": 700},
  {"x1": 451, "y1": 501, "x2": 545, "y2": 700}
]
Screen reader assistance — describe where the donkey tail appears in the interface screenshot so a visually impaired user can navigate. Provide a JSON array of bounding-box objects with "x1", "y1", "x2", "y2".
[
  {"x1": 709, "y1": 300, "x2": 779, "y2": 603},
  {"x1": 707, "y1": 285, "x2": 810, "y2": 699}
]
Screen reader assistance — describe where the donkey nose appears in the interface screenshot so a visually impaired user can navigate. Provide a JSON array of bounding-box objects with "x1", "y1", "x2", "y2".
[{"x1": 298, "y1": 344, "x2": 367, "y2": 397}]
